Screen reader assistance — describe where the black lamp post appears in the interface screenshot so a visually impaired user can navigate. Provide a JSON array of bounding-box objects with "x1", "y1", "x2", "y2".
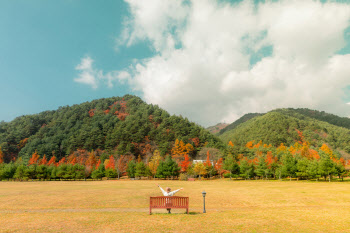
[{"x1": 202, "y1": 191, "x2": 206, "y2": 213}]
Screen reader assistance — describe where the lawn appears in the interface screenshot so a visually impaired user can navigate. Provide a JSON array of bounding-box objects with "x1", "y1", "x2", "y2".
[{"x1": 1, "y1": 179, "x2": 350, "y2": 232}]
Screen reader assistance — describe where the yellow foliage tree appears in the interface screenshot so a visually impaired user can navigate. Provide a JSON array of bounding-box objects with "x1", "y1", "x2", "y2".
[
  {"x1": 171, "y1": 139, "x2": 194, "y2": 162},
  {"x1": 320, "y1": 144, "x2": 335, "y2": 159},
  {"x1": 193, "y1": 162, "x2": 207, "y2": 179},
  {"x1": 277, "y1": 143, "x2": 287, "y2": 152},
  {"x1": 148, "y1": 150, "x2": 162, "y2": 178}
]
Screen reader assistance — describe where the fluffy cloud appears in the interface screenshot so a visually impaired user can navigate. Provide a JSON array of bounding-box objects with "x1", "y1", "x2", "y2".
[
  {"x1": 74, "y1": 56, "x2": 130, "y2": 89},
  {"x1": 74, "y1": 56, "x2": 100, "y2": 89},
  {"x1": 78, "y1": 0, "x2": 350, "y2": 126}
]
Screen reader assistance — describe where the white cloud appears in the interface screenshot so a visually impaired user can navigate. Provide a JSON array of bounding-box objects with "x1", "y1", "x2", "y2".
[
  {"x1": 74, "y1": 56, "x2": 99, "y2": 89},
  {"x1": 77, "y1": 0, "x2": 350, "y2": 126},
  {"x1": 74, "y1": 56, "x2": 129, "y2": 89}
]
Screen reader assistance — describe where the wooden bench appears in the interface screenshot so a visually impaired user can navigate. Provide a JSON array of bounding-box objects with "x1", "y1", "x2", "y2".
[
  {"x1": 188, "y1": 178, "x2": 195, "y2": 181},
  {"x1": 150, "y1": 196, "x2": 189, "y2": 214}
]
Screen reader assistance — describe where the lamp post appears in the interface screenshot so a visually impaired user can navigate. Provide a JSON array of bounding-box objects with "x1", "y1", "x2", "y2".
[{"x1": 202, "y1": 191, "x2": 206, "y2": 213}]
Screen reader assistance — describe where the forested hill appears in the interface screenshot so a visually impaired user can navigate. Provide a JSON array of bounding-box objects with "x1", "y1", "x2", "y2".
[
  {"x1": 219, "y1": 109, "x2": 350, "y2": 156},
  {"x1": 217, "y1": 113, "x2": 263, "y2": 135},
  {"x1": 0, "y1": 95, "x2": 222, "y2": 163},
  {"x1": 273, "y1": 108, "x2": 350, "y2": 130}
]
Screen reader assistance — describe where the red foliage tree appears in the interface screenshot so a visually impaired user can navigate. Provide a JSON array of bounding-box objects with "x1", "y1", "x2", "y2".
[
  {"x1": 105, "y1": 155, "x2": 116, "y2": 170},
  {"x1": 296, "y1": 129, "x2": 304, "y2": 144},
  {"x1": 95, "y1": 159, "x2": 101, "y2": 170},
  {"x1": 180, "y1": 154, "x2": 191, "y2": 172},
  {"x1": 117, "y1": 155, "x2": 132, "y2": 176},
  {"x1": 191, "y1": 137, "x2": 200, "y2": 147},
  {"x1": 85, "y1": 150, "x2": 97, "y2": 168},
  {"x1": 0, "y1": 147, "x2": 4, "y2": 164},
  {"x1": 203, "y1": 151, "x2": 212, "y2": 168},
  {"x1": 88, "y1": 109, "x2": 96, "y2": 117},
  {"x1": 47, "y1": 156, "x2": 56, "y2": 166},
  {"x1": 40, "y1": 155, "x2": 48, "y2": 165},
  {"x1": 214, "y1": 158, "x2": 223, "y2": 176},
  {"x1": 58, "y1": 157, "x2": 66, "y2": 166},
  {"x1": 29, "y1": 151, "x2": 40, "y2": 165}
]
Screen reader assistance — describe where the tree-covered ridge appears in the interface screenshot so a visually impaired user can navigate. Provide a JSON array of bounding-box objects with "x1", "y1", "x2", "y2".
[
  {"x1": 218, "y1": 113, "x2": 263, "y2": 135},
  {"x1": 273, "y1": 108, "x2": 350, "y2": 130},
  {"x1": 0, "y1": 95, "x2": 222, "y2": 163},
  {"x1": 219, "y1": 110, "x2": 350, "y2": 156}
]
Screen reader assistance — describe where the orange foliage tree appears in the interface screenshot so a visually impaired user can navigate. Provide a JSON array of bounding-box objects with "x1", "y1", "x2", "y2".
[
  {"x1": 214, "y1": 158, "x2": 223, "y2": 177},
  {"x1": 117, "y1": 154, "x2": 133, "y2": 177},
  {"x1": 105, "y1": 155, "x2": 116, "y2": 170},
  {"x1": 180, "y1": 154, "x2": 191, "y2": 172},
  {"x1": 85, "y1": 150, "x2": 97, "y2": 168},
  {"x1": 47, "y1": 156, "x2": 56, "y2": 166},
  {"x1": 203, "y1": 151, "x2": 212, "y2": 169},
  {"x1": 245, "y1": 141, "x2": 254, "y2": 149},
  {"x1": 171, "y1": 139, "x2": 194, "y2": 162},
  {"x1": 39, "y1": 155, "x2": 48, "y2": 165},
  {"x1": 29, "y1": 151, "x2": 40, "y2": 165},
  {"x1": 95, "y1": 159, "x2": 101, "y2": 169},
  {"x1": 57, "y1": 157, "x2": 66, "y2": 166},
  {"x1": 320, "y1": 144, "x2": 335, "y2": 159}
]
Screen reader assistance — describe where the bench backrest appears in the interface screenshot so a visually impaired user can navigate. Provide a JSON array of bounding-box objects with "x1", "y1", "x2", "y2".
[{"x1": 150, "y1": 196, "x2": 189, "y2": 208}]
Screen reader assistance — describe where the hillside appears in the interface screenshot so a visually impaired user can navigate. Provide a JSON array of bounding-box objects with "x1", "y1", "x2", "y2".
[
  {"x1": 206, "y1": 123, "x2": 229, "y2": 134},
  {"x1": 219, "y1": 109, "x2": 350, "y2": 155},
  {"x1": 0, "y1": 95, "x2": 223, "y2": 163},
  {"x1": 218, "y1": 113, "x2": 263, "y2": 135},
  {"x1": 273, "y1": 108, "x2": 350, "y2": 130}
]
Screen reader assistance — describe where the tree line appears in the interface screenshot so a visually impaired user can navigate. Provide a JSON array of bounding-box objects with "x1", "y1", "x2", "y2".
[{"x1": 0, "y1": 132, "x2": 349, "y2": 182}]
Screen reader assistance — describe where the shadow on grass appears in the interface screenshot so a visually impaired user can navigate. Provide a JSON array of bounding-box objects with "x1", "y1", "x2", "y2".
[{"x1": 151, "y1": 211, "x2": 201, "y2": 215}]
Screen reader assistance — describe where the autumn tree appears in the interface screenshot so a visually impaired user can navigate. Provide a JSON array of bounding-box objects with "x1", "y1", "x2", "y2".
[
  {"x1": 0, "y1": 147, "x2": 4, "y2": 164},
  {"x1": 105, "y1": 155, "x2": 116, "y2": 170},
  {"x1": 180, "y1": 154, "x2": 191, "y2": 173},
  {"x1": 193, "y1": 162, "x2": 207, "y2": 179},
  {"x1": 39, "y1": 155, "x2": 48, "y2": 165},
  {"x1": 57, "y1": 158, "x2": 66, "y2": 167},
  {"x1": 214, "y1": 157, "x2": 224, "y2": 177},
  {"x1": 28, "y1": 151, "x2": 40, "y2": 165},
  {"x1": 47, "y1": 156, "x2": 56, "y2": 166},
  {"x1": 148, "y1": 150, "x2": 162, "y2": 179},
  {"x1": 85, "y1": 150, "x2": 97, "y2": 169},
  {"x1": 95, "y1": 159, "x2": 101, "y2": 170},
  {"x1": 171, "y1": 139, "x2": 194, "y2": 162}
]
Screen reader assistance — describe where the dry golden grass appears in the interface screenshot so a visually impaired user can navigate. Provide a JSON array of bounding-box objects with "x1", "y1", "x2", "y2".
[{"x1": 1, "y1": 179, "x2": 350, "y2": 232}]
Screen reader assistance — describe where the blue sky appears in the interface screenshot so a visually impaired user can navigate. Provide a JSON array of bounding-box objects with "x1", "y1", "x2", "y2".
[
  {"x1": 1, "y1": 0, "x2": 350, "y2": 126},
  {"x1": 0, "y1": 0, "x2": 150, "y2": 121}
]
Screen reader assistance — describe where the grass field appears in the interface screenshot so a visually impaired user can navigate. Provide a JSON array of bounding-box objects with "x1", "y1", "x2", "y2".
[{"x1": 1, "y1": 179, "x2": 350, "y2": 232}]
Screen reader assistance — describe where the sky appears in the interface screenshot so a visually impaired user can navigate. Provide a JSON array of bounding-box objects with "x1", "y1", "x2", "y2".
[{"x1": 1, "y1": 0, "x2": 350, "y2": 127}]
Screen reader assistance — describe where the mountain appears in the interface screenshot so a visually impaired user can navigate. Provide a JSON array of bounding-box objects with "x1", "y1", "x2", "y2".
[
  {"x1": 217, "y1": 113, "x2": 263, "y2": 135},
  {"x1": 219, "y1": 108, "x2": 350, "y2": 155},
  {"x1": 206, "y1": 123, "x2": 229, "y2": 134},
  {"x1": 276, "y1": 108, "x2": 350, "y2": 130},
  {"x1": 0, "y1": 95, "x2": 223, "y2": 163}
]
